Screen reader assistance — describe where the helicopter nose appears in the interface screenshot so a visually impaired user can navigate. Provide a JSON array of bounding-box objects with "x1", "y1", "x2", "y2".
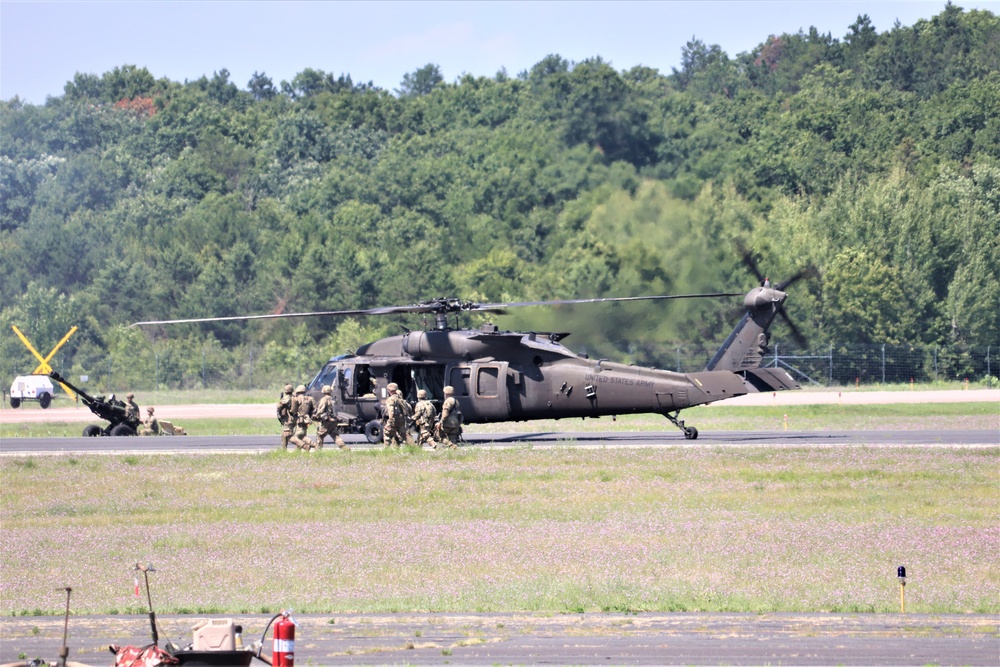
[{"x1": 744, "y1": 286, "x2": 787, "y2": 310}]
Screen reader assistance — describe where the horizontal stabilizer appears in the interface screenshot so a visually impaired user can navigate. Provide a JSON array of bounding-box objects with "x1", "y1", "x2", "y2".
[{"x1": 741, "y1": 368, "x2": 800, "y2": 392}]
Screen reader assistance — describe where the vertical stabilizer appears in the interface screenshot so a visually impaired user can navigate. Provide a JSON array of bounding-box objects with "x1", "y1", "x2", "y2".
[{"x1": 705, "y1": 284, "x2": 787, "y2": 372}]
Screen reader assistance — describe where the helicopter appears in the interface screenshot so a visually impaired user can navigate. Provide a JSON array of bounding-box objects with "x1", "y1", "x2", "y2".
[{"x1": 130, "y1": 270, "x2": 807, "y2": 441}]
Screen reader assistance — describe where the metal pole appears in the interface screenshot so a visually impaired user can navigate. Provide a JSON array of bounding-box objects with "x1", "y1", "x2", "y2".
[
  {"x1": 676, "y1": 347, "x2": 681, "y2": 373},
  {"x1": 829, "y1": 344, "x2": 833, "y2": 386},
  {"x1": 58, "y1": 586, "x2": 71, "y2": 667},
  {"x1": 881, "y1": 344, "x2": 886, "y2": 385},
  {"x1": 202, "y1": 348, "x2": 207, "y2": 389},
  {"x1": 155, "y1": 352, "x2": 159, "y2": 391},
  {"x1": 249, "y1": 344, "x2": 253, "y2": 391}
]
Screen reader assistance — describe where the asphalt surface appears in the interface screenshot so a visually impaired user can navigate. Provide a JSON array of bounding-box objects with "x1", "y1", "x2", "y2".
[
  {"x1": 2, "y1": 612, "x2": 998, "y2": 666},
  {"x1": 1, "y1": 428, "x2": 998, "y2": 456}
]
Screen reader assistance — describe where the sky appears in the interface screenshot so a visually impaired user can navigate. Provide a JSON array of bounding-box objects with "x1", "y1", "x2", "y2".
[{"x1": 2, "y1": 1, "x2": 998, "y2": 104}]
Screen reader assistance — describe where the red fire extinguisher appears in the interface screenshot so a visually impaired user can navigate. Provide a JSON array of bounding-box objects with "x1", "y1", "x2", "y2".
[{"x1": 272, "y1": 611, "x2": 295, "y2": 667}]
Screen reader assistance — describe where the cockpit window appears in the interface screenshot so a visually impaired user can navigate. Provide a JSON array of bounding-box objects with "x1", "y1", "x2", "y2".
[{"x1": 309, "y1": 362, "x2": 338, "y2": 390}]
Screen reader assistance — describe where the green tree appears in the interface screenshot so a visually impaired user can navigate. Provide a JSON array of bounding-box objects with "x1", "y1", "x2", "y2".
[
  {"x1": 396, "y1": 64, "x2": 444, "y2": 97},
  {"x1": 248, "y1": 71, "x2": 278, "y2": 101}
]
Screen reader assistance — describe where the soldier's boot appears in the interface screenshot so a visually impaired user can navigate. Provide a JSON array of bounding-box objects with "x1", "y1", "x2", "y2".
[
  {"x1": 336, "y1": 436, "x2": 349, "y2": 450},
  {"x1": 315, "y1": 436, "x2": 324, "y2": 450},
  {"x1": 279, "y1": 433, "x2": 290, "y2": 451}
]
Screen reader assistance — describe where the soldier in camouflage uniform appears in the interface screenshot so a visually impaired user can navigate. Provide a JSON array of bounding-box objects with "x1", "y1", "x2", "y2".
[
  {"x1": 412, "y1": 389, "x2": 438, "y2": 449},
  {"x1": 276, "y1": 384, "x2": 296, "y2": 451},
  {"x1": 381, "y1": 382, "x2": 406, "y2": 448},
  {"x1": 289, "y1": 384, "x2": 315, "y2": 451},
  {"x1": 124, "y1": 392, "x2": 140, "y2": 424},
  {"x1": 397, "y1": 386, "x2": 415, "y2": 444},
  {"x1": 437, "y1": 385, "x2": 462, "y2": 449},
  {"x1": 315, "y1": 385, "x2": 348, "y2": 450},
  {"x1": 138, "y1": 406, "x2": 160, "y2": 436}
]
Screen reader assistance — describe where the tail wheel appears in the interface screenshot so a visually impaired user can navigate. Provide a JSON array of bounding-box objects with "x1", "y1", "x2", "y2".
[
  {"x1": 684, "y1": 426, "x2": 699, "y2": 440},
  {"x1": 364, "y1": 420, "x2": 383, "y2": 444}
]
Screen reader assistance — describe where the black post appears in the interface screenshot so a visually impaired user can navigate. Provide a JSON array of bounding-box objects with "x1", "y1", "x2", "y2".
[{"x1": 58, "y1": 586, "x2": 71, "y2": 667}]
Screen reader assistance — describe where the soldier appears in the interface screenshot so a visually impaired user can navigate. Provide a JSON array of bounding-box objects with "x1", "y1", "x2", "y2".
[
  {"x1": 412, "y1": 389, "x2": 438, "y2": 449},
  {"x1": 289, "y1": 384, "x2": 315, "y2": 451},
  {"x1": 397, "y1": 386, "x2": 415, "y2": 444},
  {"x1": 124, "y1": 392, "x2": 140, "y2": 424},
  {"x1": 315, "y1": 385, "x2": 349, "y2": 450},
  {"x1": 437, "y1": 385, "x2": 462, "y2": 448},
  {"x1": 276, "y1": 384, "x2": 296, "y2": 451},
  {"x1": 138, "y1": 406, "x2": 160, "y2": 436},
  {"x1": 381, "y1": 382, "x2": 406, "y2": 448}
]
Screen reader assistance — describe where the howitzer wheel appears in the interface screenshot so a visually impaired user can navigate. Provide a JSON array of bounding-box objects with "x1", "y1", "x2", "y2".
[
  {"x1": 364, "y1": 419, "x2": 383, "y2": 444},
  {"x1": 110, "y1": 423, "x2": 136, "y2": 436},
  {"x1": 83, "y1": 424, "x2": 101, "y2": 437}
]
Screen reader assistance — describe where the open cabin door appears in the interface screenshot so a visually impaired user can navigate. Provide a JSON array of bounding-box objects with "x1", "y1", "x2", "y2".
[{"x1": 448, "y1": 362, "x2": 509, "y2": 422}]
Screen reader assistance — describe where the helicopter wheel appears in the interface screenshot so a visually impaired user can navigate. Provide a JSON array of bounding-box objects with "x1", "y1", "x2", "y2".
[
  {"x1": 364, "y1": 420, "x2": 383, "y2": 444},
  {"x1": 683, "y1": 426, "x2": 698, "y2": 440}
]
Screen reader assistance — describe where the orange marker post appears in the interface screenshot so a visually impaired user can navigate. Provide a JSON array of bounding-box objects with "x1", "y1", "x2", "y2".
[{"x1": 897, "y1": 566, "x2": 906, "y2": 613}]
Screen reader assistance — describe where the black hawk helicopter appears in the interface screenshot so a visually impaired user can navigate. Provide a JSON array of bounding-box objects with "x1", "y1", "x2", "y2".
[{"x1": 131, "y1": 272, "x2": 806, "y2": 441}]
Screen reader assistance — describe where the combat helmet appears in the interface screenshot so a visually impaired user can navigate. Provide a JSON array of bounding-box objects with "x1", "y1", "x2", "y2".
[
  {"x1": 443, "y1": 385, "x2": 454, "y2": 395},
  {"x1": 417, "y1": 389, "x2": 427, "y2": 399},
  {"x1": 387, "y1": 382, "x2": 398, "y2": 392},
  {"x1": 322, "y1": 385, "x2": 332, "y2": 394},
  {"x1": 284, "y1": 384, "x2": 294, "y2": 394},
  {"x1": 294, "y1": 384, "x2": 306, "y2": 394}
]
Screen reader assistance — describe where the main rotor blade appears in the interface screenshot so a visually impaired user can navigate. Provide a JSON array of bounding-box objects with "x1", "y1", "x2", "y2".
[
  {"x1": 472, "y1": 292, "x2": 744, "y2": 311},
  {"x1": 131, "y1": 292, "x2": 746, "y2": 328},
  {"x1": 128, "y1": 305, "x2": 436, "y2": 327}
]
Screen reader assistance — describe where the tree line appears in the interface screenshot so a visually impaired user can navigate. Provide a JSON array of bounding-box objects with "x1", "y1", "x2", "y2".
[{"x1": 1, "y1": 3, "x2": 997, "y2": 388}]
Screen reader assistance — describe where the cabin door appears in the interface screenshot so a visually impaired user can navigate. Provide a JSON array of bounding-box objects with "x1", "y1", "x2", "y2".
[{"x1": 448, "y1": 362, "x2": 509, "y2": 422}]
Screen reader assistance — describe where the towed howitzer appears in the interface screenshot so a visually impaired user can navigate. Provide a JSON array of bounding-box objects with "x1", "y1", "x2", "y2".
[{"x1": 49, "y1": 371, "x2": 140, "y2": 437}]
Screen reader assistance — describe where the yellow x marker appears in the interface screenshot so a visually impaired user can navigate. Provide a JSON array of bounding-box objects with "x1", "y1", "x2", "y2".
[{"x1": 11, "y1": 325, "x2": 78, "y2": 399}]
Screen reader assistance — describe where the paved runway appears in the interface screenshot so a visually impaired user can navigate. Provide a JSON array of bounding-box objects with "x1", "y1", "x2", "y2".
[
  {"x1": 1, "y1": 428, "x2": 998, "y2": 455},
  {"x1": 2, "y1": 612, "x2": 997, "y2": 666}
]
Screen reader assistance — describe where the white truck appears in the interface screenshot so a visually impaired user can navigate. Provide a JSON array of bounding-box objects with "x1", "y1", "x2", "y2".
[{"x1": 8, "y1": 374, "x2": 55, "y2": 408}]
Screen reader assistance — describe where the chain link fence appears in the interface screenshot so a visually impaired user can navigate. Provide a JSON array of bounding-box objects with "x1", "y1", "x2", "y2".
[{"x1": 1, "y1": 342, "x2": 996, "y2": 397}]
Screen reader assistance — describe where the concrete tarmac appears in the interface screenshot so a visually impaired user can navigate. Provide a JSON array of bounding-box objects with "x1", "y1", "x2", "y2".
[
  {"x1": 1, "y1": 429, "x2": 997, "y2": 456},
  {"x1": 2, "y1": 612, "x2": 997, "y2": 666}
]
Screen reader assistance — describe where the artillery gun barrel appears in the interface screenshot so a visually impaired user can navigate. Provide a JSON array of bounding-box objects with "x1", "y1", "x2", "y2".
[
  {"x1": 48, "y1": 371, "x2": 130, "y2": 425},
  {"x1": 48, "y1": 371, "x2": 99, "y2": 407}
]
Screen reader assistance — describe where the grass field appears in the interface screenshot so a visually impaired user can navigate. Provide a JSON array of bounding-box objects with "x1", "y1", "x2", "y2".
[
  {"x1": 2, "y1": 401, "x2": 998, "y2": 438},
  {"x1": 2, "y1": 441, "x2": 997, "y2": 617}
]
